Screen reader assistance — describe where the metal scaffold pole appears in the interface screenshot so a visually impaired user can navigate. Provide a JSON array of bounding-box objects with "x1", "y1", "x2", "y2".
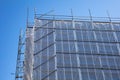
[{"x1": 15, "y1": 30, "x2": 25, "y2": 80}]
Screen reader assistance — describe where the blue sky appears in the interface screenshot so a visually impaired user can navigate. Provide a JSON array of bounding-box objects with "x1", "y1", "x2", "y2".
[{"x1": 0, "y1": 0, "x2": 120, "y2": 80}]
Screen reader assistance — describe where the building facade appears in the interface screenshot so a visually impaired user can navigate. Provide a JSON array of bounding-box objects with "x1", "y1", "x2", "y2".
[{"x1": 26, "y1": 15, "x2": 120, "y2": 80}]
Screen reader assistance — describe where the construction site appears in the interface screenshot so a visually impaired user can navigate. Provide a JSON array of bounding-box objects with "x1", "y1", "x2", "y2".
[{"x1": 15, "y1": 11, "x2": 120, "y2": 80}]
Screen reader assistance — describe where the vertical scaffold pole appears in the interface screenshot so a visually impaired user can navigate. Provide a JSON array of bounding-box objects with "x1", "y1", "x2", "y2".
[{"x1": 88, "y1": 9, "x2": 93, "y2": 22}]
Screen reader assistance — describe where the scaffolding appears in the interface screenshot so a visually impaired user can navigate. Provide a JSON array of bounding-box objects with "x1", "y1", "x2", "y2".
[
  {"x1": 15, "y1": 10, "x2": 120, "y2": 80},
  {"x1": 15, "y1": 30, "x2": 25, "y2": 80}
]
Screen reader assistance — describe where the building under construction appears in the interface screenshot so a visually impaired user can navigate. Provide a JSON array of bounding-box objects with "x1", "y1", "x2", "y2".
[{"x1": 15, "y1": 12, "x2": 120, "y2": 80}]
